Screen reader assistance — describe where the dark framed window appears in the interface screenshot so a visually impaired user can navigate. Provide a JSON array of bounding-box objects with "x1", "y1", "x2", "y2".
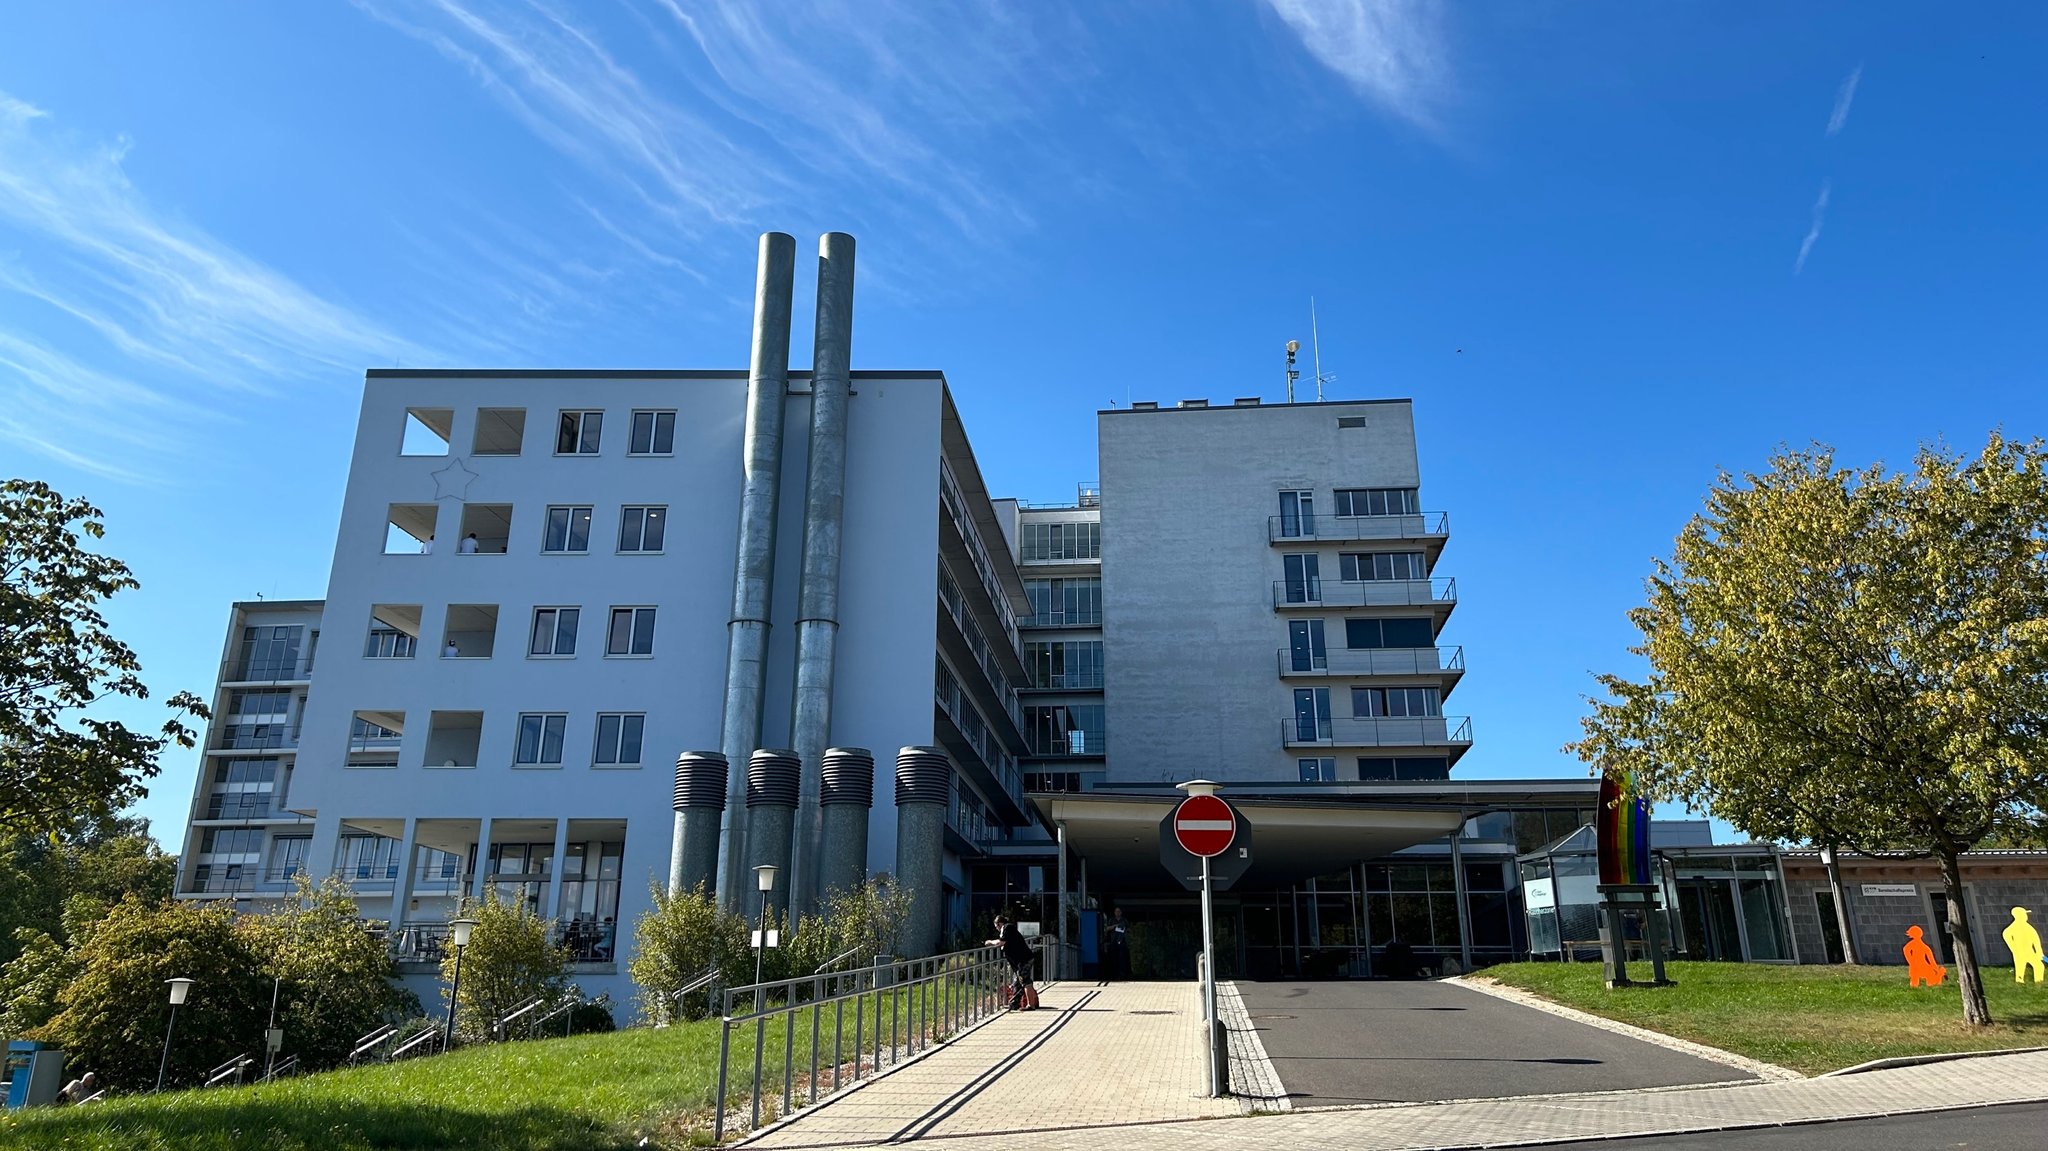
[
  {"x1": 594, "y1": 713, "x2": 645, "y2": 765},
  {"x1": 618, "y1": 506, "x2": 666, "y2": 553},
  {"x1": 1339, "y1": 552, "x2": 1427, "y2": 581},
  {"x1": 1344, "y1": 617, "x2": 1435, "y2": 649},
  {"x1": 1350, "y1": 686, "x2": 1442, "y2": 717},
  {"x1": 628, "y1": 410, "x2": 675, "y2": 455},
  {"x1": 1298, "y1": 757, "x2": 1338, "y2": 782},
  {"x1": 607, "y1": 607, "x2": 657, "y2": 655},
  {"x1": 556, "y1": 410, "x2": 603, "y2": 454},
  {"x1": 515, "y1": 713, "x2": 567, "y2": 765},
  {"x1": 529, "y1": 607, "x2": 579, "y2": 656},
  {"x1": 542, "y1": 506, "x2": 593, "y2": 553},
  {"x1": 1333, "y1": 488, "x2": 1419, "y2": 517}
]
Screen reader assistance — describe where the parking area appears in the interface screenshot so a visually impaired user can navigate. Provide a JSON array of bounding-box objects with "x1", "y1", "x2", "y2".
[{"x1": 1236, "y1": 979, "x2": 1756, "y2": 1106}]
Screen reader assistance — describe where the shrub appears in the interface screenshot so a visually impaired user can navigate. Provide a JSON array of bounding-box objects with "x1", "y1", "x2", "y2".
[
  {"x1": 240, "y1": 876, "x2": 420, "y2": 1068},
  {"x1": 629, "y1": 883, "x2": 750, "y2": 1023},
  {"x1": 443, "y1": 894, "x2": 569, "y2": 1042}
]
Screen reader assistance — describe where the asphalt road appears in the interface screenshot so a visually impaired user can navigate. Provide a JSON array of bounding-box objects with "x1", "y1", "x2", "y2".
[
  {"x1": 1506, "y1": 1101, "x2": 2048, "y2": 1149},
  {"x1": 1237, "y1": 980, "x2": 1755, "y2": 1106}
]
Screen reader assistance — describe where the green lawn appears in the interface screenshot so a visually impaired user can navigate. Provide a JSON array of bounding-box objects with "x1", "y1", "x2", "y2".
[
  {"x1": 1480, "y1": 961, "x2": 2048, "y2": 1076},
  {"x1": 0, "y1": 980, "x2": 988, "y2": 1151}
]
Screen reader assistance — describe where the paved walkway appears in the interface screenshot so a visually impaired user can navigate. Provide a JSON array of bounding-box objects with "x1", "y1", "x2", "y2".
[{"x1": 744, "y1": 982, "x2": 2048, "y2": 1150}]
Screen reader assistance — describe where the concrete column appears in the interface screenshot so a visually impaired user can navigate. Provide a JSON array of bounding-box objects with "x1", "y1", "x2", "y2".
[
  {"x1": 672, "y1": 752, "x2": 730, "y2": 896},
  {"x1": 1056, "y1": 822, "x2": 1069, "y2": 981},
  {"x1": 544, "y1": 819, "x2": 570, "y2": 925},
  {"x1": 469, "y1": 817, "x2": 493, "y2": 905},
  {"x1": 1450, "y1": 830, "x2": 1474, "y2": 975},
  {"x1": 744, "y1": 750, "x2": 801, "y2": 923},
  {"x1": 392, "y1": 817, "x2": 420, "y2": 930},
  {"x1": 817, "y1": 747, "x2": 875, "y2": 904},
  {"x1": 711, "y1": 232, "x2": 797, "y2": 910},
  {"x1": 894, "y1": 747, "x2": 951, "y2": 958},
  {"x1": 789, "y1": 232, "x2": 858, "y2": 922}
]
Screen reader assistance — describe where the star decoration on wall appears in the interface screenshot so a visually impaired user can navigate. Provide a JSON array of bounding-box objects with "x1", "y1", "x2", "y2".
[{"x1": 431, "y1": 458, "x2": 481, "y2": 502}]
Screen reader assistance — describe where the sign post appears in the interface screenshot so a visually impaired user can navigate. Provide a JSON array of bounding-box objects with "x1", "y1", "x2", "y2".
[{"x1": 1173, "y1": 781, "x2": 1235, "y2": 1099}]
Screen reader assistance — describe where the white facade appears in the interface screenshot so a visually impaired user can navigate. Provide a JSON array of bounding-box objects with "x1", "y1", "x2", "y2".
[{"x1": 176, "y1": 369, "x2": 1030, "y2": 1011}]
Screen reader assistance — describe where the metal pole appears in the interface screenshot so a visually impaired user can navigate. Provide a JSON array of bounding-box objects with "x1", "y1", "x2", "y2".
[
  {"x1": 156, "y1": 1002, "x2": 180, "y2": 1092},
  {"x1": 752, "y1": 896, "x2": 768, "y2": 1131},
  {"x1": 714, "y1": 1018, "x2": 732, "y2": 1143},
  {"x1": 443, "y1": 943, "x2": 467, "y2": 1052},
  {"x1": 1201, "y1": 851, "x2": 1218, "y2": 1097},
  {"x1": 1057, "y1": 822, "x2": 1070, "y2": 981}
]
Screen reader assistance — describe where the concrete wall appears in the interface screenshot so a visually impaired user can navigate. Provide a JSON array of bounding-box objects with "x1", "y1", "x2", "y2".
[
  {"x1": 1097, "y1": 400, "x2": 1425, "y2": 786},
  {"x1": 1782, "y1": 857, "x2": 2048, "y2": 967}
]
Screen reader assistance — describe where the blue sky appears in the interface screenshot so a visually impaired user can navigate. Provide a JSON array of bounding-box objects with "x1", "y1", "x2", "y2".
[{"x1": 2, "y1": 3, "x2": 2043, "y2": 846}]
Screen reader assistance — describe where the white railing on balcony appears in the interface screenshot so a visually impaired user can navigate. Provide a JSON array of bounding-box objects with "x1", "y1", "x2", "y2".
[
  {"x1": 1268, "y1": 511, "x2": 1449, "y2": 543},
  {"x1": 1276, "y1": 646, "x2": 1465, "y2": 677},
  {"x1": 1282, "y1": 715, "x2": 1473, "y2": 747}
]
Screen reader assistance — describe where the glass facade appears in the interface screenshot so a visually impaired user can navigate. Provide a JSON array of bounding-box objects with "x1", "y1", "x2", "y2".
[{"x1": 1020, "y1": 521, "x2": 1100, "y2": 562}]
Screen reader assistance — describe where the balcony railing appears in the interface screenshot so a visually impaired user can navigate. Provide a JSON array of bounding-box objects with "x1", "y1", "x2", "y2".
[
  {"x1": 1276, "y1": 645, "x2": 1465, "y2": 677},
  {"x1": 1282, "y1": 715, "x2": 1473, "y2": 748},
  {"x1": 392, "y1": 923, "x2": 454, "y2": 964},
  {"x1": 1272, "y1": 577, "x2": 1456, "y2": 609},
  {"x1": 1023, "y1": 670, "x2": 1104, "y2": 691},
  {"x1": 216, "y1": 724, "x2": 300, "y2": 751},
  {"x1": 198, "y1": 794, "x2": 309, "y2": 821},
  {"x1": 553, "y1": 921, "x2": 620, "y2": 963},
  {"x1": 220, "y1": 656, "x2": 316, "y2": 683},
  {"x1": 1020, "y1": 609, "x2": 1103, "y2": 629},
  {"x1": 1268, "y1": 511, "x2": 1449, "y2": 544}
]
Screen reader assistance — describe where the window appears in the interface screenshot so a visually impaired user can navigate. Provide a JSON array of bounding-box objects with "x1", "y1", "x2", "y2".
[
  {"x1": 1336, "y1": 416, "x2": 1368, "y2": 429},
  {"x1": 1333, "y1": 488, "x2": 1420, "y2": 517},
  {"x1": 1298, "y1": 757, "x2": 1338, "y2": 782},
  {"x1": 384, "y1": 503, "x2": 438, "y2": 554},
  {"x1": 1022, "y1": 577, "x2": 1102, "y2": 627},
  {"x1": 1023, "y1": 704, "x2": 1105, "y2": 755},
  {"x1": 515, "y1": 713, "x2": 568, "y2": 766},
  {"x1": 543, "y1": 506, "x2": 593, "y2": 553},
  {"x1": 213, "y1": 758, "x2": 278, "y2": 785},
  {"x1": 629, "y1": 410, "x2": 675, "y2": 455},
  {"x1": 456, "y1": 503, "x2": 512, "y2": 554},
  {"x1": 473, "y1": 407, "x2": 525, "y2": 455},
  {"x1": 268, "y1": 836, "x2": 310, "y2": 879},
  {"x1": 1364, "y1": 862, "x2": 1464, "y2": 952},
  {"x1": 441, "y1": 604, "x2": 498, "y2": 658},
  {"x1": 1287, "y1": 620, "x2": 1327, "y2": 671},
  {"x1": 1020, "y1": 521, "x2": 1100, "y2": 562},
  {"x1": 235, "y1": 625, "x2": 304, "y2": 680},
  {"x1": 337, "y1": 833, "x2": 402, "y2": 880},
  {"x1": 594, "y1": 713, "x2": 645, "y2": 766},
  {"x1": 1340, "y1": 552, "x2": 1428, "y2": 581},
  {"x1": 1024, "y1": 640, "x2": 1104, "y2": 689},
  {"x1": 1282, "y1": 554, "x2": 1321, "y2": 603},
  {"x1": 529, "y1": 607, "x2": 580, "y2": 656},
  {"x1": 556, "y1": 410, "x2": 603, "y2": 454},
  {"x1": 1358, "y1": 756, "x2": 1451, "y2": 781},
  {"x1": 199, "y1": 828, "x2": 264, "y2": 855},
  {"x1": 1344, "y1": 617, "x2": 1435, "y2": 649},
  {"x1": 618, "y1": 506, "x2": 667, "y2": 553},
  {"x1": 366, "y1": 605, "x2": 421, "y2": 658},
  {"x1": 1278, "y1": 490, "x2": 1315, "y2": 537},
  {"x1": 1351, "y1": 686, "x2": 1442, "y2": 717},
  {"x1": 1292, "y1": 687, "x2": 1332, "y2": 741},
  {"x1": 401, "y1": 407, "x2": 453, "y2": 455},
  {"x1": 607, "y1": 607, "x2": 656, "y2": 655}
]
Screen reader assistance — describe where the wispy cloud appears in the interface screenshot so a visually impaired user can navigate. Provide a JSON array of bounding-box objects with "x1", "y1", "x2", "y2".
[
  {"x1": 1257, "y1": 0, "x2": 1448, "y2": 130},
  {"x1": 1794, "y1": 180, "x2": 1831, "y2": 275},
  {"x1": 1827, "y1": 64, "x2": 1862, "y2": 137},
  {"x1": 0, "y1": 89, "x2": 424, "y2": 477}
]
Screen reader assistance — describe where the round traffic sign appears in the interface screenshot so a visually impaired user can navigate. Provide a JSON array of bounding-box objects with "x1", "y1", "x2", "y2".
[{"x1": 1173, "y1": 794, "x2": 1236, "y2": 858}]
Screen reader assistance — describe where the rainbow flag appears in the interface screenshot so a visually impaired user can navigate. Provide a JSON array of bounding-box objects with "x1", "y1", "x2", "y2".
[{"x1": 1598, "y1": 774, "x2": 1652, "y2": 886}]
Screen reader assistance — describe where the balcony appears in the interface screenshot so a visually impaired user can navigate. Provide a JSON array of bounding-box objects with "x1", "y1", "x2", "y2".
[
  {"x1": 1282, "y1": 714, "x2": 1473, "y2": 754},
  {"x1": 219, "y1": 656, "x2": 315, "y2": 685},
  {"x1": 1269, "y1": 512, "x2": 1449, "y2": 563},
  {"x1": 1276, "y1": 645, "x2": 1465, "y2": 682},
  {"x1": 214, "y1": 724, "x2": 299, "y2": 752},
  {"x1": 1271, "y1": 577, "x2": 1456, "y2": 615},
  {"x1": 195, "y1": 794, "x2": 311, "y2": 822}
]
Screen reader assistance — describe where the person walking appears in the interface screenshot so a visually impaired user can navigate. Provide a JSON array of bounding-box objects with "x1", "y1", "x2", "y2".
[
  {"x1": 989, "y1": 915, "x2": 1036, "y2": 1010},
  {"x1": 1104, "y1": 906, "x2": 1131, "y2": 981}
]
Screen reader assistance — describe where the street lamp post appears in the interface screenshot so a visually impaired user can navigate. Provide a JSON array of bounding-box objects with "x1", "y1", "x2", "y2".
[
  {"x1": 442, "y1": 916, "x2": 479, "y2": 1052},
  {"x1": 752, "y1": 865, "x2": 779, "y2": 1011},
  {"x1": 157, "y1": 977, "x2": 195, "y2": 1092}
]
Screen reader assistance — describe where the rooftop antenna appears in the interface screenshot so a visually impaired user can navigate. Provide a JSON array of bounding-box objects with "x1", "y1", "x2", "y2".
[
  {"x1": 1310, "y1": 298, "x2": 1337, "y2": 402},
  {"x1": 1284, "y1": 340, "x2": 1300, "y2": 403}
]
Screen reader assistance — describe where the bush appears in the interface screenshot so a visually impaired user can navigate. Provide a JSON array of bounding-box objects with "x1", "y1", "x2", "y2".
[
  {"x1": 241, "y1": 876, "x2": 420, "y2": 1068},
  {"x1": 628, "y1": 883, "x2": 750, "y2": 1023},
  {"x1": 443, "y1": 894, "x2": 569, "y2": 1042}
]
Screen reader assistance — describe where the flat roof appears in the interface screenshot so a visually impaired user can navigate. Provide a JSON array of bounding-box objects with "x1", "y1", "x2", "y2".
[
  {"x1": 363, "y1": 368, "x2": 946, "y2": 381},
  {"x1": 1100, "y1": 397, "x2": 1412, "y2": 416}
]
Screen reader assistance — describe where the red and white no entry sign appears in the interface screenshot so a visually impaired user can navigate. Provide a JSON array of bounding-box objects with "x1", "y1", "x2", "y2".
[{"x1": 1173, "y1": 794, "x2": 1236, "y2": 858}]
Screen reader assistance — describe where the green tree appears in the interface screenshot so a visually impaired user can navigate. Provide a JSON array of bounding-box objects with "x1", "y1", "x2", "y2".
[
  {"x1": 1570, "y1": 434, "x2": 2048, "y2": 1027},
  {"x1": 0, "y1": 927, "x2": 77, "y2": 1039},
  {"x1": 1, "y1": 479, "x2": 209, "y2": 836},
  {"x1": 0, "y1": 815, "x2": 177, "y2": 967},
  {"x1": 442, "y1": 894, "x2": 569, "y2": 1041},
  {"x1": 629, "y1": 882, "x2": 750, "y2": 1023},
  {"x1": 240, "y1": 876, "x2": 419, "y2": 1068},
  {"x1": 30, "y1": 897, "x2": 270, "y2": 1090}
]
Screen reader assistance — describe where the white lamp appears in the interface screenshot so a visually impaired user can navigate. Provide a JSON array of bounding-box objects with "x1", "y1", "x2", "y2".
[
  {"x1": 166, "y1": 976, "x2": 195, "y2": 1006},
  {"x1": 449, "y1": 917, "x2": 478, "y2": 948},
  {"x1": 754, "y1": 864, "x2": 779, "y2": 892}
]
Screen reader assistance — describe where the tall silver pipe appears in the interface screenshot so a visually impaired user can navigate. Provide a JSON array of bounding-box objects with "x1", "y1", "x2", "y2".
[
  {"x1": 705, "y1": 232, "x2": 797, "y2": 907},
  {"x1": 787, "y1": 232, "x2": 857, "y2": 920}
]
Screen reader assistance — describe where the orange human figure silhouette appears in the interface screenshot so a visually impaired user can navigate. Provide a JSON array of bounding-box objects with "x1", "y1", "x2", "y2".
[
  {"x1": 2004, "y1": 908, "x2": 2045, "y2": 985},
  {"x1": 1903, "y1": 925, "x2": 1947, "y2": 987}
]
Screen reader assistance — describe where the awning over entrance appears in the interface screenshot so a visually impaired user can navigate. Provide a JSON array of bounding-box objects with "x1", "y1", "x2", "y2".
[{"x1": 1032, "y1": 790, "x2": 1468, "y2": 891}]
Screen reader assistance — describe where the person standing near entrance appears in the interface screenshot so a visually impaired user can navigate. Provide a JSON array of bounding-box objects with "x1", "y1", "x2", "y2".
[
  {"x1": 989, "y1": 915, "x2": 1036, "y2": 1009},
  {"x1": 1104, "y1": 906, "x2": 1131, "y2": 981}
]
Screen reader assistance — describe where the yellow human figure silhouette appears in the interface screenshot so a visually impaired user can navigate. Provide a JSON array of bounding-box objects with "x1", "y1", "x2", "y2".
[
  {"x1": 1903, "y1": 925, "x2": 1946, "y2": 987},
  {"x1": 2004, "y1": 908, "x2": 2045, "y2": 985}
]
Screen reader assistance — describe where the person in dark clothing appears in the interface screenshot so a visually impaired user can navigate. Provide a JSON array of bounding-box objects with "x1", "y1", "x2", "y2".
[
  {"x1": 988, "y1": 915, "x2": 1035, "y2": 1009},
  {"x1": 1103, "y1": 906, "x2": 1131, "y2": 981}
]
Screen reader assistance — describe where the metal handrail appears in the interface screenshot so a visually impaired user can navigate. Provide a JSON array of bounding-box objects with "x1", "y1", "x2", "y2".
[
  {"x1": 1270, "y1": 576, "x2": 1456, "y2": 609},
  {"x1": 204, "y1": 1055, "x2": 254, "y2": 1088},
  {"x1": 260, "y1": 1055, "x2": 299, "y2": 1082},
  {"x1": 711, "y1": 942, "x2": 1031, "y2": 1141},
  {"x1": 815, "y1": 946, "x2": 864, "y2": 975},
  {"x1": 390, "y1": 1028, "x2": 441, "y2": 1060},
  {"x1": 493, "y1": 996, "x2": 545, "y2": 1039},
  {"x1": 1275, "y1": 645, "x2": 1465, "y2": 677},
  {"x1": 1268, "y1": 510, "x2": 1450, "y2": 542},
  {"x1": 348, "y1": 1025, "x2": 397, "y2": 1064},
  {"x1": 1281, "y1": 714, "x2": 1474, "y2": 747},
  {"x1": 530, "y1": 995, "x2": 582, "y2": 1038}
]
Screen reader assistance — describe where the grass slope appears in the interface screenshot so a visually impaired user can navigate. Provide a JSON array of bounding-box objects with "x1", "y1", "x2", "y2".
[{"x1": 1482, "y1": 960, "x2": 2048, "y2": 1075}]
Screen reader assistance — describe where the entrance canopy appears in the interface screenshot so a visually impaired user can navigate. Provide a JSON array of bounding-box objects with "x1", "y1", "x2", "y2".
[{"x1": 1033, "y1": 790, "x2": 1468, "y2": 891}]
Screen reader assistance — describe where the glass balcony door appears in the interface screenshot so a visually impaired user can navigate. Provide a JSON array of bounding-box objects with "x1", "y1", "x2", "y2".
[
  {"x1": 1293, "y1": 687, "x2": 1332, "y2": 741},
  {"x1": 1288, "y1": 619, "x2": 1327, "y2": 671}
]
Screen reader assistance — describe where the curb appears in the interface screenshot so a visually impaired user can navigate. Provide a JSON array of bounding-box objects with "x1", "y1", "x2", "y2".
[
  {"x1": 1443, "y1": 975, "x2": 1804, "y2": 1082},
  {"x1": 1824, "y1": 1045, "x2": 2048, "y2": 1076}
]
